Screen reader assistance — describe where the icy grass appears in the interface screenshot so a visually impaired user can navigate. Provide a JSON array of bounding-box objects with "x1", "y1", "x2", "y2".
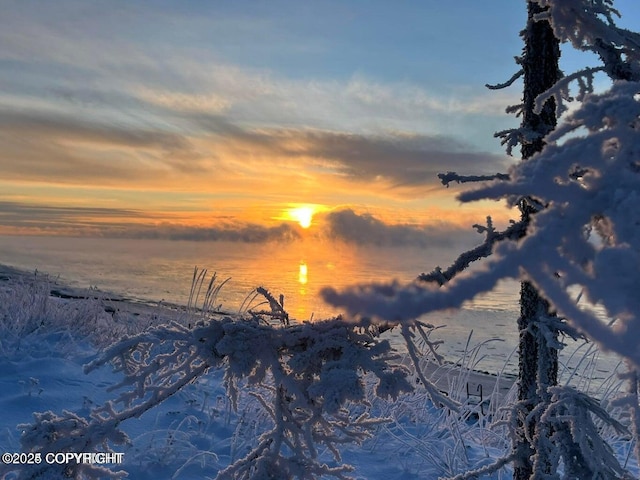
[
  {"x1": 0, "y1": 273, "x2": 636, "y2": 479},
  {"x1": 0, "y1": 272, "x2": 156, "y2": 358}
]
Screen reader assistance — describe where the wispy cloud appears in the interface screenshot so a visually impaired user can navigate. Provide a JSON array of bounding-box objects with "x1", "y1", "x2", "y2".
[
  {"x1": 0, "y1": 201, "x2": 144, "y2": 222},
  {"x1": 279, "y1": 130, "x2": 509, "y2": 188},
  {"x1": 0, "y1": 109, "x2": 191, "y2": 151},
  {"x1": 0, "y1": 101, "x2": 509, "y2": 195}
]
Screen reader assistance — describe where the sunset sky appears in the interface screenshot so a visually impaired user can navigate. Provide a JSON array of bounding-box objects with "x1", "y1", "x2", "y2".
[{"x1": 2, "y1": 1, "x2": 638, "y2": 246}]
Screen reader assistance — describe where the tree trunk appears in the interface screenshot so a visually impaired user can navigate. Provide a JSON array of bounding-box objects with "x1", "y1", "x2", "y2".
[{"x1": 513, "y1": 3, "x2": 561, "y2": 479}]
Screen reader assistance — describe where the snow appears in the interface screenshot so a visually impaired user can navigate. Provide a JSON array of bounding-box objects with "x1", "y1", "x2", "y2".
[
  {"x1": 0, "y1": 269, "x2": 636, "y2": 479},
  {"x1": 2, "y1": 3, "x2": 640, "y2": 478}
]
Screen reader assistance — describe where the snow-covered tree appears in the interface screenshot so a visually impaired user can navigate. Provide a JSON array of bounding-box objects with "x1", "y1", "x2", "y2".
[
  {"x1": 499, "y1": 3, "x2": 563, "y2": 477},
  {"x1": 323, "y1": 0, "x2": 640, "y2": 477}
]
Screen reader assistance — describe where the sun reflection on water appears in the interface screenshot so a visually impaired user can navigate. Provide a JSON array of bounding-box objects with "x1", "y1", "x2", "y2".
[{"x1": 298, "y1": 261, "x2": 308, "y2": 286}]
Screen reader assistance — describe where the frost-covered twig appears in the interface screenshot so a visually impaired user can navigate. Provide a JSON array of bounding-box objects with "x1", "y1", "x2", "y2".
[
  {"x1": 250, "y1": 286, "x2": 289, "y2": 326},
  {"x1": 438, "y1": 171, "x2": 510, "y2": 187},
  {"x1": 399, "y1": 323, "x2": 459, "y2": 411},
  {"x1": 486, "y1": 69, "x2": 524, "y2": 90},
  {"x1": 611, "y1": 363, "x2": 640, "y2": 469},
  {"x1": 444, "y1": 451, "x2": 517, "y2": 480},
  {"x1": 418, "y1": 218, "x2": 526, "y2": 286},
  {"x1": 534, "y1": 66, "x2": 605, "y2": 115}
]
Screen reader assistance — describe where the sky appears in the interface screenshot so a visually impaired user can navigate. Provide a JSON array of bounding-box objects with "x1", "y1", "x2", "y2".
[{"x1": 1, "y1": 0, "x2": 639, "y2": 246}]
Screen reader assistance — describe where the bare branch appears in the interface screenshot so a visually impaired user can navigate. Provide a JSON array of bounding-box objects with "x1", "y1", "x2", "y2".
[{"x1": 486, "y1": 69, "x2": 524, "y2": 90}]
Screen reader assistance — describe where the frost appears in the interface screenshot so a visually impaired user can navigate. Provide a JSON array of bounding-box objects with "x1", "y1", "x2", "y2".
[
  {"x1": 11, "y1": 313, "x2": 413, "y2": 479},
  {"x1": 6, "y1": 1, "x2": 640, "y2": 479}
]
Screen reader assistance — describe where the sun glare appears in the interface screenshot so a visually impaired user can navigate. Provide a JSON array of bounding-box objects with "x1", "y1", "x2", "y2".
[{"x1": 288, "y1": 206, "x2": 315, "y2": 228}]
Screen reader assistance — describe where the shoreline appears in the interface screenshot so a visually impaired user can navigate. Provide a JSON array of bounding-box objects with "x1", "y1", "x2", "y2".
[
  {"x1": 0, "y1": 262, "x2": 235, "y2": 320},
  {"x1": 1, "y1": 262, "x2": 517, "y2": 406}
]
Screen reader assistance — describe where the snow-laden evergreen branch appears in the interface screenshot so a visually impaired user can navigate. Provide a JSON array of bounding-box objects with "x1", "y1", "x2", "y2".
[
  {"x1": 535, "y1": 0, "x2": 640, "y2": 81},
  {"x1": 13, "y1": 410, "x2": 129, "y2": 480},
  {"x1": 15, "y1": 315, "x2": 415, "y2": 479},
  {"x1": 535, "y1": 66, "x2": 605, "y2": 115},
  {"x1": 323, "y1": 80, "x2": 640, "y2": 368},
  {"x1": 322, "y1": 252, "x2": 517, "y2": 323}
]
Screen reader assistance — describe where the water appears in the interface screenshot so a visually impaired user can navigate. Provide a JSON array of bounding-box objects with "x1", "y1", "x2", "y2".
[
  {"x1": 0, "y1": 234, "x2": 519, "y2": 316},
  {"x1": 0, "y1": 234, "x2": 622, "y2": 385}
]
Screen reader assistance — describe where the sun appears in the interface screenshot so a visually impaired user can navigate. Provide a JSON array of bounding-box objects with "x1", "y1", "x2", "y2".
[{"x1": 288, "y1": 206, "x2": 315, "y2": 229}]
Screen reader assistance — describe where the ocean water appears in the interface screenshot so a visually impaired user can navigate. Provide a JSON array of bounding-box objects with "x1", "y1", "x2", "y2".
[{"x1": 0, "y1": 234, "x2": 621, "y2": 382}]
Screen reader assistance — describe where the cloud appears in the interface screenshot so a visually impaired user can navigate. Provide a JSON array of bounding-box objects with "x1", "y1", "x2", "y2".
[
  {"x1": 324, "y1": 208, "x2": 476, "y2": 248},
  {"x1": 0, "y1": 201, "x2": 144, "y2": 224},
  {"x1": 0, "y1": 0, "x2": 515, "y2": 190},
  {"x1": 0, "y1": 0, "x2": 524, "y2": 162},
  {"x1": 178, "y1": 118, "x2": 509, "y2": 190},
  {"x1": 0, "y1": 109, "x2": 191, "y2": 152},
  {"x1": 284, "y1": 130, "x2": 509, "y2": 188},
  {"x1": 0, "y1": 200, "x2": 489, "y2": 248},
  {"x1": 122, "y1": 223, "x2": 300, "y2": 243},
  {"x1": 0, "y1": 3, "x2": 515, "y2": 210},
  {"x1": 0, "y1": 107, "x2": 211, "y2": 185},
  {"x1": 0, "y1": 100, "x2": 509, "y2": 194},
  {"x1": 0, "y1": 201, "x2": 300, "y2": 243}
]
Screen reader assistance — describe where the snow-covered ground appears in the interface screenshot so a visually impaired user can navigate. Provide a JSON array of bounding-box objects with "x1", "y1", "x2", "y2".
[{"x1": 0, "y1": 266, "x2": 636, "y2": 479}]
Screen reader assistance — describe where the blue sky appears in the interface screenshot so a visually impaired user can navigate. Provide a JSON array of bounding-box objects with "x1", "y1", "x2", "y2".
[{"x1": 0, "y1": 0, "x2": 638, "y2": 242}]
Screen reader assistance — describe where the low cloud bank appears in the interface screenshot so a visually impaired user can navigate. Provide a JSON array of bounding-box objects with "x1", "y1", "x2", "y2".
[
  {"x1": 0, "y1": 201, "x2": 300, "y2": 243},
  {"x1": 324, "y1": 208, "x2": 475, "y2": 248},
  {"x1": 125, "y1": 223, "x2": 301, "y2": 243},
  {"x1": 1, "y1": 201, "x2": 480, "y2": 247}
]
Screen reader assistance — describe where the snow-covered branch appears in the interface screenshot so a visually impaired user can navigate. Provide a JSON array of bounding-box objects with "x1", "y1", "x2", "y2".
[
  {"x1": 437, "y1": 171, "x2": 510, "y2": 187},
  {"x1": 324, "y1": 80, "x2": 640, "y2": 370},
  {"x1": 535, "y1": 0, "x2": 640, "y2": 82},
  {"x1": 418, "y1": 218, "x2": 526, "y2": 286},
  {"x1": 486, "y1": 69, "x2": 524, "y2": 90},
  {"x1": 535, "y1": 66, "x2": 605, "y2": 116},
  {"x1": 321, "y1": 247, "x2": 519, "y2": 323},
  {"x1": 15, "y1": 316, "x2": 415, "y2": 479}
]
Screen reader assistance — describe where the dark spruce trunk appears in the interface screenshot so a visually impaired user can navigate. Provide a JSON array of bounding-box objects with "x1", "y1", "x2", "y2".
[{"x1": 513, "y1": 3, "x2": 561, "y2": 480}]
